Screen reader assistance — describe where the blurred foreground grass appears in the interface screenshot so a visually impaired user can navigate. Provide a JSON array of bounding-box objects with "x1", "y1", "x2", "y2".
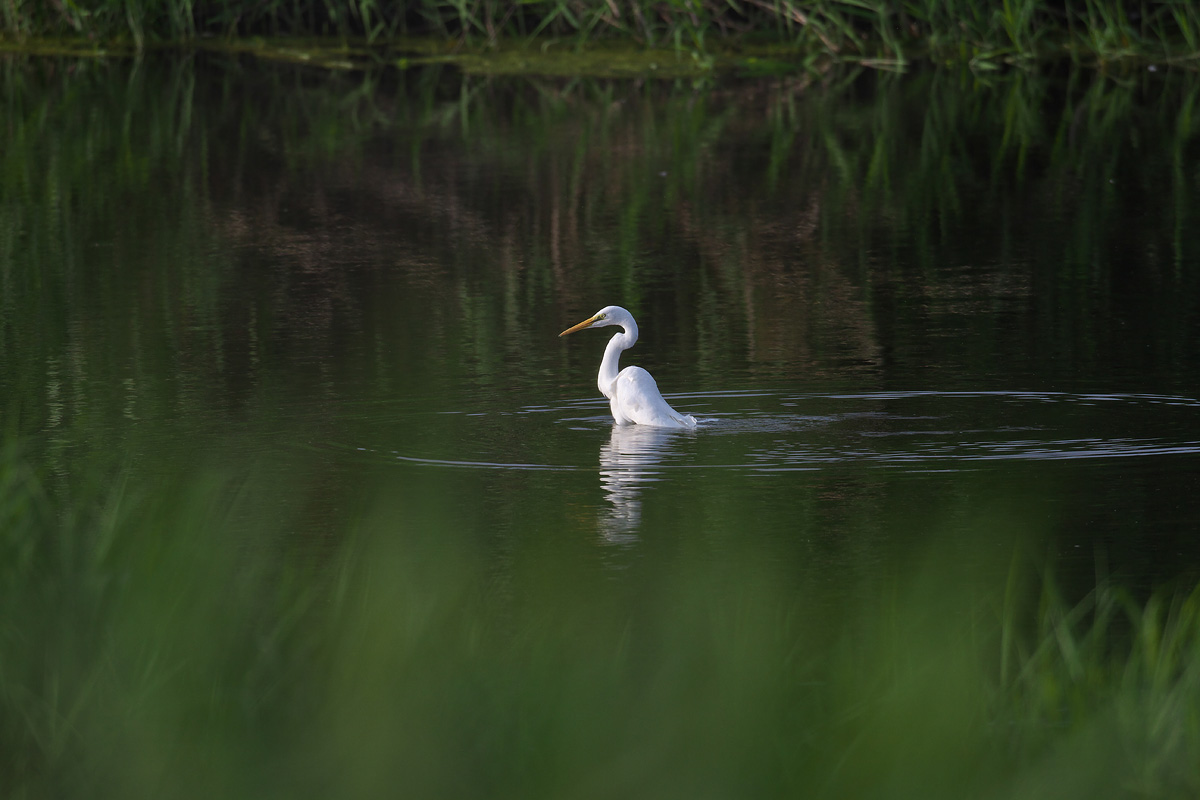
[{"x1": 2, "y1": 445, "x2": 1198, "y2": 799}]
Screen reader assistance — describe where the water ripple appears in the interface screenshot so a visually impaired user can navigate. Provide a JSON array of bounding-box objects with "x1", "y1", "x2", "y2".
[{"x1": 345, "y1": 390, "x2": 1200, "y2": 473}]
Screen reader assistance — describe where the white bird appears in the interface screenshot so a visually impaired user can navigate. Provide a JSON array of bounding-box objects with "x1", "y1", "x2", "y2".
[{"x1": 559, "y1": 305, "x2": 697, "y2": 429}]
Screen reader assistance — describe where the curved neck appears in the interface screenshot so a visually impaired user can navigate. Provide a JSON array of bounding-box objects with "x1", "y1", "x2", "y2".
[{"x1": 597, "y1": 320, "x2": 638, "y2": 398}]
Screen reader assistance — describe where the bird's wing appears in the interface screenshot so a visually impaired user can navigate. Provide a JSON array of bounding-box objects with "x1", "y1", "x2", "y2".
[{"x1": 615, "y1": 367, "x2": 695, "y2": 428}]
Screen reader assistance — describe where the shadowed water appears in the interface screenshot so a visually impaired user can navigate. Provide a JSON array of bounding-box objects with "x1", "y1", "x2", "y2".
[{"x1": 4, "y1": 55, "x2": 1198, "y2": 577}]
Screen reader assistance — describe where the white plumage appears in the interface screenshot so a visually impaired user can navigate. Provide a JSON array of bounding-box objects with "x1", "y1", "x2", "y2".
[{"x1": 560, "y1": 305, "x2": 697, "y2": 429}]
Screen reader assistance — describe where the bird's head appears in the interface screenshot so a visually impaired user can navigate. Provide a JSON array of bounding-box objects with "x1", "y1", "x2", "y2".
[{"x1": 559, "y1": 306, "x2": 631, "y2": 336}]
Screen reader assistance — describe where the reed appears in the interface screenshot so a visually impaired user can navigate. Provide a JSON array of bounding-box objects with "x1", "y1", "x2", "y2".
[
  {"x1": 2, "y1": 1, "x2": 1200, "y2": 66},
  {"x1": 2, "y1": 445, "x2": 1198, "y2": 798},
  {"x1": 997, "y1": 560, "x2": 1200, "y2": 796}
]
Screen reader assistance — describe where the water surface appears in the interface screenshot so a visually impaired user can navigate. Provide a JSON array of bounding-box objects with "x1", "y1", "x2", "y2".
[{"x1": 4, "y1": 57, "x2": 1199, "y2": 590}]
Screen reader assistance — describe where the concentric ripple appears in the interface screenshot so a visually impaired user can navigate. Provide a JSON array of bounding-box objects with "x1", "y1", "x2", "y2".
[{"x1": 355, "y1": 390, "x2": 1200, "y2": 473}]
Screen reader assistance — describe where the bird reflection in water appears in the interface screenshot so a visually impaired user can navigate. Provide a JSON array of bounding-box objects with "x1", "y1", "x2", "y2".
[{"x1": 597, "y1": 423, "x2": 691, "y2": 544}]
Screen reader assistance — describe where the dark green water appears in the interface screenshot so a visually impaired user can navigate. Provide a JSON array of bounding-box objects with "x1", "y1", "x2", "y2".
[
  {"x1": 6, "y1": 57, "x2": 1198, "y2": 578},
  {"x1": 4, "y1": 56, "x2": 1200, "y2": 797}
]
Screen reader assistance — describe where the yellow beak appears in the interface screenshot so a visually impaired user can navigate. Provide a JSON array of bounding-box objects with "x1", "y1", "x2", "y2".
[{"x1": 559, "y1": 315, "x2": 600, "y2": 337}]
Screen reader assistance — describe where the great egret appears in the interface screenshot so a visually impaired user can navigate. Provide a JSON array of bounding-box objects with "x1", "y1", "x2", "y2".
[{"x1": 559, "y1": 305, "x2": 697, "y2": 428}]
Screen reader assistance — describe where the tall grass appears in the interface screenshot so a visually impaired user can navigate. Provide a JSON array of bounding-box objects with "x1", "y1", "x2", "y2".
[
  {"x1": 2, "y1": 1, "x2": 1200, "y2": 65},
  {"x1": 999, "y1": 563, "x2": 1200, "y2": 797},
  {"x1": 2, "y1": 445, "x2": 1199, "y2": 798}
]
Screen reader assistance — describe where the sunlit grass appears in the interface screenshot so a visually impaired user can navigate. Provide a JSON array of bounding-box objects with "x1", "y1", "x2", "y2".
[{"x1": 2, "y1": 447, "x2": 1198, "y2": 798}]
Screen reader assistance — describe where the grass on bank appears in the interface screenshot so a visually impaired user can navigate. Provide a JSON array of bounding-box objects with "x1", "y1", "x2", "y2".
[
  {"x1": 2, "y1": 446, "x2": 1199, "y2": 798},
  {"x1": 3, "y1": 0, "x2": 1200, "y2": 70}
]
